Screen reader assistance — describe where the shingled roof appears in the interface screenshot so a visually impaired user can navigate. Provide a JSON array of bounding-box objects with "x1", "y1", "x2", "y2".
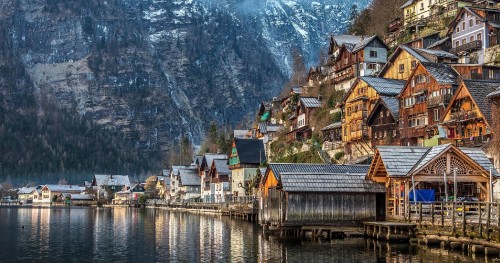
[
  {"x1": 234, "y1": 138, "x2": 266, "y2": 165},
  {"x1": 332, "y1": 35, "x2": 367, "y2": 47},
  {"x1": 414, "y1": 48, "x2": 458, "y2": 60},
  {"x1": 487, "y1": 86, "x2": 500, "y2": 99},
  {"x1": 460, "y1": 79, "x2": 500, "y2": 126},
  {"x1": 268, "y1": 163, "x2": 369, "y2": 181},
  {"x1": 179, "y1": 168, "x2": 200, "y2": 186},
  {"x1": 378, "y1": 45, "x2": 429, "y2": 77},
  {"x1": 202, "y1": 153, "x2": 228, "y2": 170},
  {"x1": 93, "y1": 175, "x2": 131, "y2": 187},
  {"x1": 280, "y1": 173, "x2": 386, "y2": 193},
  {"x1": 367, "y1": 96, "x2": 400, "y2": 125},
  {"x1": 360, "y1": 77, "x2": 406, "y2": 96},
  {"x1": 420, "y1": 62, "x2": 458, "y2": 85},
  {"x1": 213, "y1": 159, "x2": 230, "y2": 175},
  {"x1": 300, "y1": 97, "x2": 322, "y2": 108}
]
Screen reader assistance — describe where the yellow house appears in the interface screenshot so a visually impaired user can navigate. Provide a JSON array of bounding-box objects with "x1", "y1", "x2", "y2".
[
  {"x1": 378, "y1": 45, "x2": 429, "y2": 80},
  {"x1": 441, "y1": 79, "x2": 500, "y2": 147},
  {"x1": 401, "y1": 0, "x2": 474, "y2": 28},
  {"x1": 342, "y1": 77, "x2": 405, "y2": 158}
]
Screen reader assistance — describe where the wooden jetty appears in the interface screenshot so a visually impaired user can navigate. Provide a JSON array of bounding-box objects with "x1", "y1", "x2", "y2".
[{"x1": 363, "y1": 221, "x2": 416, "y2": 241}]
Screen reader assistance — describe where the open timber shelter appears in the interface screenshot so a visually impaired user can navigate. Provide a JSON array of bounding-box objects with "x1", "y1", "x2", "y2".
[{"x1": 259, "y1": 163, "x2": 386, "y2": 228}]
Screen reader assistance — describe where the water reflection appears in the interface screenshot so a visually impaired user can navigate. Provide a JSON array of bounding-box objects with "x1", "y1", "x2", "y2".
[{"x1": 0, "y1": 207, "x2": 493, "y2": 263}]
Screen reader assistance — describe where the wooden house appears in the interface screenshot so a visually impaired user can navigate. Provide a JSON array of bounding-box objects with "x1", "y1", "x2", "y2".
[
  {"x1": 487, "y1": 85, "x2": 500, "y2": 169},
  {"x1": 414, "y1": 48, "x2": 459, "y2": 63},
  {"x1": 287, "y1": 97, "x2": 322, "y2": 142},
  {"x1": 441, "y1": 79, "x2": 500, "y2": 147},
  {"x1": 327, "y1": 35, "x2": 367, "y2": 64},
  {"x1": 398, "y1": 62, "x2": 459, "y2": 146},
  {"x1": 448, "y1": 7, "x2": 500, "y2": 64},
  {"x1": 405, "y1": 32, "x2": 441, "y2": 49},
  {"x1": 259, "y1": 163, "x2": 385, "y2": 227},
  {"x1": 367, "y1": 144, "x2": 499, "y2": 218},
  {"x1": 452, "y1": 64, "x2": 500, "y2": 80},
  {"x1": 332, "y1": 35, "x2": 388, "y2": 91},
  {"x1": 229, "y1": 138, "x2": 266, "y2": 198},
  {"x1": 401, "y1": 0, "x2": 474, "y2": 30},
  {"x1": 366, "y1": 96, "x2": 401, "y2": 147},
  {"x1": 342, "y1": 77, "x2": 405, "y2": 157},
  {"x1": 378, "y1": 45, "x2": 430, "y2": 80},
  {"x1": 427, "y1": 37, "x2": 452, "y2": 52}
]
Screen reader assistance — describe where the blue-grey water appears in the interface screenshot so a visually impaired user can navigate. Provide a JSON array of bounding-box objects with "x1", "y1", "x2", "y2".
[{"x1": 0, "y1": 207, "x2": 492, "y2": 262}]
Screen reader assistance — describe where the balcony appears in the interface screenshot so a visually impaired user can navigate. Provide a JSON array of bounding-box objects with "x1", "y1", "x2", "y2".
[
  {"x1": 427, "y1": 94, "x2": 452, "y2": 108},
  {"x1": 455, "y1": 134, "x2": 492, "y2": 147},
  {"x1": 449, "y1": 110, "x2": 478, "y2": 122},
  {"x1": 388, "y1": 17, "x2": 403, "y2": 32},
  {"x1": 450, "y1": 40, "x2": 482, "y2": 54}
]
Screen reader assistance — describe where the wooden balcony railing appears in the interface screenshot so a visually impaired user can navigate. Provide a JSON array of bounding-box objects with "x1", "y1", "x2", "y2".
[
  {"x1": 427, "y1": 94, "x2": 452, "y2": 108},
  {"x1": 449, "y1": 110, "x2": 478, "y2": 122},
  {"x1": 450, "y1": 40, "x2": 482, "y2": 54}
]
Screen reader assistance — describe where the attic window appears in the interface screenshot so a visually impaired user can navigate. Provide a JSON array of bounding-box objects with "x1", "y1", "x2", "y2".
[
  {"x1": 370, "y1": 50, "x2": 378, "y2": 57},
  {"x1": 411, "y1": 60, "x2": 417, "y2": 69},
  {"x1": 399, "y1": 64, "x2": 405, "y2": 73}
]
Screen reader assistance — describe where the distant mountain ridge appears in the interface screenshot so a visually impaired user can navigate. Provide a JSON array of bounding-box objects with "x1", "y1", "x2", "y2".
[{"x1": 0, "y1": 0, "x2": 368, "y2": 176}]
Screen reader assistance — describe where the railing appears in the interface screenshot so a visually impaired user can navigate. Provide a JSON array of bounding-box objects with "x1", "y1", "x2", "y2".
[
  {"x1": 427, "y1": 94, "x2": 452, "y2": 108},
  {"x1": 406, "y1": 201, "x2": 500, "y2": 238},
  {"x1": 450, "y1": 40, "x2": 482, "y2": 54},
  {"x1": 455, "y1": 134, "x2": 492, "y2": 147},
  {"x1": 449, "y1": 110, "x2": 478, "y2": 122}
]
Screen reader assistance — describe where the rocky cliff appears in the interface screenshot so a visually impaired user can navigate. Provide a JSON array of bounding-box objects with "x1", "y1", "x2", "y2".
[{"x1": 0, "y1": 0, "x2": 367, "y2": 174}]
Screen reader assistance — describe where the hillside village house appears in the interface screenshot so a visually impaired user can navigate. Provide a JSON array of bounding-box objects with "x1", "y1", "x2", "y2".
[
  {"x1": 401, "y1": 0, "x2": 474, "y2": 29},
  {"x1": 208, "y1": 159, "x2": 232, "y2": 203},
  {"x1": 487, "y1": 84, "x2": 500, "y2": 169},
  {"x1": 287, "y1": 97, "x2": 322, "y2": 142},
  {"x1": 229, "y1": 138, "x2": 266, "y2": 198},
  {"x1": 342, "y1": 77, "x2": 406, "y2": 158},
  {"x1": 452, "y1": 63, "x2": 500, "y2": 79},
  {"x1": 39, "y1": 185, "x2": 83, "y2": 203},
  {"x1": 441, "y1": 79, "x2": 500, "y2": 146},
  {"x1": 379, "y1": 45, "x2": 430, "y2": 80},
  {"x1": 427, "y1": 37, "x2": 452, "y2": 52},
  {"x1": 332, "y1": 35, "x2": 389, "y2": 91},
  {"x1": 398, "y1": 62, "x2": 459, "y2": 146},
  {"x1": 199, "y1": 153, "x2": 227, "y2": 202},
  {"x1": 169, "y1": 165, "x2": 192, "y2": 200},
  {"x1": 448, "y1": 7, "x2": 500, "y2": 64},
  {"x1": 414, "y1": 48, "x2": 459, "y2": 63},
  {"x1": 366, "y1": 96, "x2": 402, "y2": 147},
  {"x1": 91, "y1": 174, "x2": 131, "y2": 201},
  {"x1": 17, "y1": 187, "x2": 35, "y2": 203},
  {"x1": 326, "y1": 35, "x2": 368, "y2": 80},
  {"x1": 405, "y1": 32, "x2": 441, "y2": 49},
  {"x1": 368, "y1": 144, "x2": 498, "y2": 218},
  {"x1": 113, "y1": 184, "x2": 146, "y2": 205}
]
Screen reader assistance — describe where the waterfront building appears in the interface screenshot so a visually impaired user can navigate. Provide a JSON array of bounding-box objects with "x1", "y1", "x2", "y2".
[
  {"x1": 448, "y1": 7, "x2": 500, "y2": 64},
  {"x1": 91, "y1": 174, "x2": 131, "y2": 201},
  {"x1": 259, "y1": 163, "x2": 385, "y2": 227},
  {"x1": 229, "y1": 138, "x2": 266, "y2": 198},
  {"x1": 170, "y1": 166, "x2": 200, "y2": 201},
  {"x1": 40, "y1": 185, "x2": 84, "y2": 203},
  {"x1": 398, "y1": 62, "x2": 459, "y2": 146},
  {"x1": 199, "y1": 153, "x2": 228, "y2": 202},
  {"x1": 17, "y1": 187, "x2": 35, "y2": 204},
  {"x1": 367, "y1": 144, "x2": 498, "y2": 218},
  {"x1": 208, "y1": 158, "x2": 231, "y2": 203},
  {"x1": 366, "y1": 96, "x2": 402, "y2": 147},
  {"x1": 113, "y1": 184, "x2": 145, "y2": 205},
  {"x1": 441, "y1": 79, "x2": 500, "y2": 146}
]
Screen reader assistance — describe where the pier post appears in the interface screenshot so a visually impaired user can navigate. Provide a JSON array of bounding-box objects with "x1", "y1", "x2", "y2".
[
  {"x1": 452, "y1": 202, "x2": 456, "y2": 233},
  {"x1": 431, "y1": 203, "x2": 435, "y2": 226},
  {"x1": 440, "y1": 203, "x2": 444, "y2": 226},
  {"x1": 486, "y1": 203, "x2": 491, "y2": 240},
  {"x1": 462, "y1": 202, "x2": 466, "y2": 236},
  {"x1": 479, "y1": 203, "x2": 483, "y2": 238}
]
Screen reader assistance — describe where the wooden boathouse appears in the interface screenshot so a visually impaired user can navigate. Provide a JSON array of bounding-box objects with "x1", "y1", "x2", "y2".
[{"x1": 259, "y1": 163, "x2": 386, "y2": 230}]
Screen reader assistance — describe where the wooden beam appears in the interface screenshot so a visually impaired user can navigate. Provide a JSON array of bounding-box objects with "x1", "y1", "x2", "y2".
[{"x1": 413, "y1": 175, "x2": 488, "y2": 182}]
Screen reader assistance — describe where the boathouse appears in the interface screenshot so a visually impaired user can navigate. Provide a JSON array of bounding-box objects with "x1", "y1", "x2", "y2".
[
  {"x1": 260, "y1": 163, "x2": 386, "y2": 227},
  {"x1": 367, "y1": 144, "x2": 499, "y2": 219}
]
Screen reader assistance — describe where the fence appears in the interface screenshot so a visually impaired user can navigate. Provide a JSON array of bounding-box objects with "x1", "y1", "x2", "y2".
[{"x1": 406, "y1": 201, "x2": 500, "y2": 239}]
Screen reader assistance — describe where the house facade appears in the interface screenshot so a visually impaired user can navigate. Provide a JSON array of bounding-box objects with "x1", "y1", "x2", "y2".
[
  {"x1": 398, "y1": 62, "x2": 458, "y2": 146},
  {"x1": 441, "y1": 79, "x2": 500, "y2": 146},
  {"x1": 207, "y1": 158, "x2": 231, "y2": 203},
  {"x1": 366, "y1": 96, "x2": 401, "y2": 147},
  {"x1": 199, "y1": 154, "x2": 228, "y2": 201},
  {"x1": 91, "y1": 174, "x2": 131, "y2": 201},
  {"x1": 379, "y1": 45, "x2": 430, "y2": 80},
  {"x1": 229, "y1": 138, "x2": 266, "y2": 198},
  {"x1": 449, "y1": 7, "x2": 500, "y2": 64},
  {"x1": 287, "y1": 97, "x2": 322, "y2": 142}
]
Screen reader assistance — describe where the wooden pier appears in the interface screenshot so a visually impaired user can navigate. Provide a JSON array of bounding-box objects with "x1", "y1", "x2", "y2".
[{"x1": 363, "y1": 222, "x2": 417, "y2": 241}]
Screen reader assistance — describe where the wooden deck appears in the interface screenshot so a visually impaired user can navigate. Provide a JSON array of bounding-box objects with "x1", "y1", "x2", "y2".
[{"x1": 363, "y1": 221, "x2": 417, "y2": 241}]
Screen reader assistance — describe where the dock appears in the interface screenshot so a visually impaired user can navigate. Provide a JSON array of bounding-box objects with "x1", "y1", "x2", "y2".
[{"x1": 363, "y1": 221, "x2": 417, "y2": 241}]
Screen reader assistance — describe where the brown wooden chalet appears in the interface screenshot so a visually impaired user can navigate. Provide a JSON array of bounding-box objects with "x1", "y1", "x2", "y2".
[
  {"x1": 378, "y1": 45, "x2": 430, "y2": 80},
  {"x1": 441, "y1": 79, "x2": 500, "y2": 147},
  {"x1": 332, "y1": 35, "x2": 389, "y2": 91},
  {"x1": 452, "y1": 64, "x2": 500, "y2": 80},
  {"x1": 426, "y1": 37, "x2": 452, "y2": 52},
  {"x1": 398, "y1": 62, "x2": 459, "y2": 146},
  {"x1": 287, "y1": 97, "x2": 322, "y2": 141},
  {"x1": 404, "y1": 32, "x2": 441, "y2": 49},
  {"x1": 366, "y1": 96, "x2": 401, "y2": 147}
]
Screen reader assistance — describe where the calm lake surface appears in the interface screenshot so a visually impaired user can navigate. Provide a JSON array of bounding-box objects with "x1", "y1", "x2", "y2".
[{"x1": 0, "y1": 207, "x2": 494, "y2": 262}]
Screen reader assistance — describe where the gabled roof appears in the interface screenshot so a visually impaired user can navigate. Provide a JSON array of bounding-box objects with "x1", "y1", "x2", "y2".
[
  {"x1": 93, "y1": 175, "x2": 130, "y2": 187},
  {"x1": 267, "y1": 163, "x2": 369, "y2": 181},
  {"x1": 202, "y1": 153, "x2": 228, "y2": 170},
  {"x1": 378, "y1": 45, "x2": 429, "y2": 77},
  {"x1": 18, "y1": 187, "x2": 35, "y2": 195},
  {"x1": 460, "y1": 147, "x2": 499, "y2": 176},
  {"x1": 321, "y1": 122, "x2": 342, "y2": 131},
  {"x1": 410, "y1": 144, "x2": 451, "y2": 173},
  {"x1": 419, "y1": 62, "x2": 458, "y2": 84},
  {"x1": 374, "y1": 146, "x2": 429, "y2": 177},
  {"x1": 179, "y1": 168, "x2": 200, "y2": 186},
  {"x1": 446, "y1": 79, "x2": 500, "y2": 126},
  {"x1": 234, "y1": 138, "x2": 266, "y2": 165},
  {"x1": 171, "y1": 165, "x2": 192, "y2": 175},
  {"x1": 367, "y1": 96, "x2": 400, "y2": 125},
  {"x1": 486, "y1": 86, "x2": 500, "y2": 99},
  {"x1": 360, "y1": 77, "x2": 406, "y2": 96},
  {"x1": 427, "y1": 37, "x2": 450, "y2": 49},
  {"x1": 447, "y1": 7, "x2": 500, "y2": 35},
  {"x1": 414, "y1": 48, "x2": 458, "y2": 60},
  {"x1": 300, "y1": 97, "x2": 322, "y2": 108},
  {"x1": 351, "y1": 35, "x2": 387, "y2": 53},
  {"x1": 332, "y1": 35, "x2": 366, "y2": 46},
  {"x1": 280, "y1": 172, "x2": 386, "y2": 193},
  {"x1": 70, "y1": 194, "x2": 94, "y2": 200},
  {"x1": 213, "y1": 159, "x2": 230, "y2": 175}
]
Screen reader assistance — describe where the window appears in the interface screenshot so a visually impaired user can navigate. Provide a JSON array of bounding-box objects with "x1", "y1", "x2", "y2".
[
  {"x1": 393, "y1": 130, "x2": 397, "y2": 137},
  {"x1": 420, "y1": 3, "x2": 424, "y2": 10},
  {"x1": 456, "y1": 27, "x2": 460, "y2": 33},
  {"x1": 490, "y1": 69, "x2": 495, "y2": 79},
  {"x1": 469, "y1": 19, "x2": 473, "y2": 28},
  {"x1": 367, "y1": 63, "x2": 377, "y2": 70},
  {"x1": 455, "y1": 41, "x2": 459, "y2": 47},
  {"x1": 470, "y1": 36, "x2": 474, "y2": 42},
  {"x1": 369, "y1": 50, "x2": 377, "y2": 57},
  {"x1": 411, "y1": 60, "x2": 417, "y2": 69},
  {"x1": 462, "y1": 39, "x2": 466, "y2": 45},
  {"x1": 462, "y1": 21, "x2": 465, "y2": 30},
  {"x1": 399, "y1": 64, "x2": 405, "y2": 73},
  {"x1": 344, "y1": 58, "x2": 348, "y2": 65},
  {"x1": 476, "y1": 19, "x2": 479, "y2": 26},
  {"x1": 434, "y1": 109, "x2": 440, "y2": 122},
  {"x1": 477, "y1": 33, "x2": 482, "y2": 41}
]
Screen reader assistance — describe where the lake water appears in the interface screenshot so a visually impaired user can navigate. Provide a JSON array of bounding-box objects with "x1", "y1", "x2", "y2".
[{"x1": 0, "y1": 207, "x2": 494, "y2": 262}]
